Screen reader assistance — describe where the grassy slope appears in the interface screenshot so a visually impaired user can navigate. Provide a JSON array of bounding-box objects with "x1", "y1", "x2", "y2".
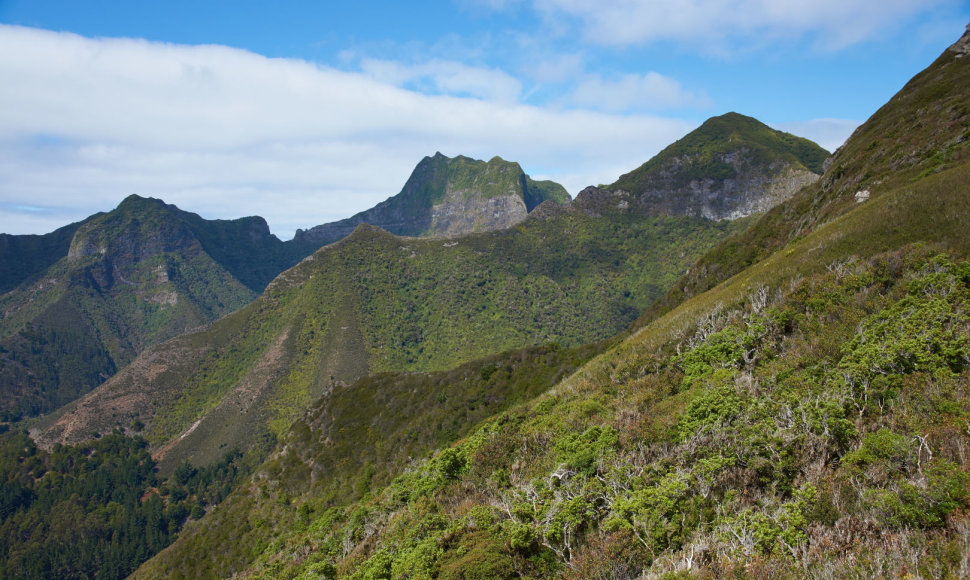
[
  {"x1": 133, "y1": 33, "x2": 970, "y2": 579},
  {"x1": 34, "y1": 212, "x2": 745, "y2": 473},
  {"x1": 214, "y1": 141, "x2": 970, "y2": 580},
  {"x1": 634, "y1": 46, "x2": 970, "y2": 330}
]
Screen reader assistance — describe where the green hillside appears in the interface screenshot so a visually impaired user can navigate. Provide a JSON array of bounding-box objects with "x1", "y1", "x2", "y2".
[
  {"x1": 132, "y1": 26, "x2": 970, "y2": 579},
  {"x1": 0, "y1": 195, "x2": 304, "y2": 420},
  {"x1": 34, "y1": 211, "x2": 745, "y2": 472},
  {"x1": 0, "y1": 221, "x2": 83, "y2": 294},
  {"x1": 611, "y1": 112, "x2": 828, "y2": 193}
]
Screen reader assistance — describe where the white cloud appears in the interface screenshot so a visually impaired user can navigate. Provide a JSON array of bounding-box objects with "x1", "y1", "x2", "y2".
[
  {"x1": 771, "y1": 118, "x2": 861, "y2": 153},
  {"x1": 568, "y1": 72, "x2": 712, "y2": 112},
  {"x1": 522, "y1": 52, "x2": 585, "y2": 85},
  {"x1": 532, "y1": 0, "x2": 954, "y2": 51},
  {"x1": 0, "y1": 26, "x2": 694, "y2": 239},
  {"x1": 359, "y1": 58, "x2": 523, "y2": 103}
]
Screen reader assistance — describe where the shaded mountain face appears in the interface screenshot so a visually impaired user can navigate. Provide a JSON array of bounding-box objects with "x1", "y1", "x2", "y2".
[
  {"x1": 32, "y1": 210, "x2": 746, "y2": 472},
  {"x1": 293, "y1": 153, "x2": 570, "y2": 245},
  {"x1": 130, "y1": 26, "x2": 970, "y2": 580},
  {"x1": 571, "y1": 112, "x2": 828, "y2": 221},
  {"x1": 0, "y1": 221, "x2": 84, "y2": 295},
  {"x1": 0, "y1": 195, "x2": 306, "y2": 420}
]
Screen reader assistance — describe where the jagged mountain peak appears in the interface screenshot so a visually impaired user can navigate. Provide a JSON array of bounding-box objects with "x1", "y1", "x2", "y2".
[
  {"x1": 0, "y1": 194, "x2": 308, "y2": 421},
  {"x1": 294, "y1": 153, "x2": 569, "y2": 245},
  {"x1": 128, "y1": 25, "x2": 970, "y2": 579}
]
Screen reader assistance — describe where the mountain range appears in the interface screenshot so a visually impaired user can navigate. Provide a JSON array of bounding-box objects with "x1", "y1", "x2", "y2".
[
  {"x1": 0, "y1": 115, "x2": 820, "y2": 426},
  {"x1": 120, "y1": 24, "x2": 970, "y2": 579},
  {"x1": 9, "y1": 40, "x2": 945, "y2": 577},
  {"x1": 294, "y1": 153, "x2": 571, "y2": 245},
  {"x1": 0, "y1": 196, "x2": 310, "y2": 420}
]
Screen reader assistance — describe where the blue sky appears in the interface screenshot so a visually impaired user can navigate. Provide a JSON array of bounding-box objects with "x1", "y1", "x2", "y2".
[{"x1": 0, "y1": 0, "x2": 967, "y2": 239}]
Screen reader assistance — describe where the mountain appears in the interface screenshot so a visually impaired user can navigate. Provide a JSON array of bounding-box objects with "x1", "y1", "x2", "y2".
[
  {"x1": 33, "y1": 210, "x2": 745, "y2": 471},
  {"x1": 568, "y1": 112, "x2": 827, "y2": 221},
  {"x1": 293, "y1": 153, "x2": 570, "y2": 245},
  {"x1": 0, "y1": 153, "x2": 566, "y2": 421},
  {"x1": 0, "y1": 195, "x2": 306, "y2": 420},
  {"x1": 0, "y1": 220, "x2": 83, "y2": 295},
  {"x1": 131, "y1": 26, "x2": 970, "y2": 579},
  {"x1": 634, "y1": 26, "x2": 970, "y2": 330}
]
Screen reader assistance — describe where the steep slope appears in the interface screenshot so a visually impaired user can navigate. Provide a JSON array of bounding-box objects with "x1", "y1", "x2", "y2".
[
  {"x1": 294, "y1": 153, "x2": 570, "y2": 245},
  {"x1": 635, "y1": 28, "x2": 970, "y2": 329},
  {"x1": 130, "y1": 340, "x2": 607, "y2": 579},
  {"x1": 0, "y1": 195, "x2": 304, "y2": 420},
  {"x1": 0, "y1": 220, "x2": 83, "y2": 294},
  {"x1": 571, "y1": 112, "x2": 827, "y2": 221},
  {"x1": 133, "y1": 25, "x2": 970, "y2": 579},
  {"x1": 33, "y1": 210, "x2": 745, "y2": 472}
]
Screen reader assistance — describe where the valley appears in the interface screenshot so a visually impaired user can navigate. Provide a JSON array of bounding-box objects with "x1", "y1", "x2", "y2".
[{"x1": 1, "y1": 22, "x2": 969, "y2": 580}]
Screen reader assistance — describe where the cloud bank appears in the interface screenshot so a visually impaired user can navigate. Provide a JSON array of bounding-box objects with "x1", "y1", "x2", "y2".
[{"x1": 0, "y1": 25, "x2": 705, "y2": 238}]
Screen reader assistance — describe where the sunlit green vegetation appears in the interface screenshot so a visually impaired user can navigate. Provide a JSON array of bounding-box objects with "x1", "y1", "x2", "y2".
[
  {"x1": 208, "y1": 247, "x2": 970, "y2": 579},
  {"x1": 610, "y1": 112, "x2": 829, "y2": 192}
]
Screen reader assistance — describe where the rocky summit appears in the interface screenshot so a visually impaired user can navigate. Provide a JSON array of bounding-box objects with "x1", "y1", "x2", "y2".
[
  {"x1": 293, "y1": 153, "x2": 570, "y2": 245},
  {"x1": 573, "y1": 112, "x2": 828, "y2": 221}
]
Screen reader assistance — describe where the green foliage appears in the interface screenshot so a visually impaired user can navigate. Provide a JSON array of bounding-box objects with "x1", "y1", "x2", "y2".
[
  {"x1": 554, "y1": 426, "x2": 619, "y2": 476},
  {"x1": 676, "y1": 385, "x2": 745, "y2": 440},
  {"x1": 840, "y1": 255, "x2": 970, "y2": 385},
  {"x1": 611, "y1": 112, "x2": 829, "y2": 193},
  {"x1": 213, "y1": 247, "x2": 970, "y2": 580},
  {"x1": 122, "y1": 40, "x2": 970, "y2": 579}
]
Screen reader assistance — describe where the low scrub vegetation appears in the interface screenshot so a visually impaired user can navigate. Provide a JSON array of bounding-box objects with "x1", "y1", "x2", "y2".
[{"x1": 223, "y1": 247, "x2": 970, "y2": 578}]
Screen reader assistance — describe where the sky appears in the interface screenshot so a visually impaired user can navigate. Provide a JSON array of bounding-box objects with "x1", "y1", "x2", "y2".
[{"x1": 0, "y1": 1, "x2": 967, "y2": 240}]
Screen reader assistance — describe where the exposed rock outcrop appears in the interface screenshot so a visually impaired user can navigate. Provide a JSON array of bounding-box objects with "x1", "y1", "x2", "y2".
[
  {"x1": 294, "y1": 153, "x2": 570, "y2": 245},
  {"x1": 597, "y1": 112, "x2": 829, "y2": 220}
]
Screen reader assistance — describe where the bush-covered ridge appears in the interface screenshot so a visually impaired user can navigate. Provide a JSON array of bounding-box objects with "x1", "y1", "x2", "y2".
[
  {"x1": 634, "y1": 35, "x2": 970, "y2": 329},
  {"x1": 35, "y1": 211, "x2": 744, "y2": 474},
  {"x1": 294, "y1": 153, "x2": 570, "y2": 245},
  {"x1": 610, "y1": 112, "x2": 829, "y2": 192},
  {"x1": 223, "y1": 247, "x2": 970, "y2": 579}
]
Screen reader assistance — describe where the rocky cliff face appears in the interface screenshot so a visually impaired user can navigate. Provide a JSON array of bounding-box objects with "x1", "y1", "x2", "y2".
[
  {"x1": 294, "y1": 153, "x2": 570, "y2": 245},
  {"x1": 588, "y1": 112, "x2": 829, "y2": 221},
  {"x1": 615, "y1": 156, "x2": 820, "y2": 220}
]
